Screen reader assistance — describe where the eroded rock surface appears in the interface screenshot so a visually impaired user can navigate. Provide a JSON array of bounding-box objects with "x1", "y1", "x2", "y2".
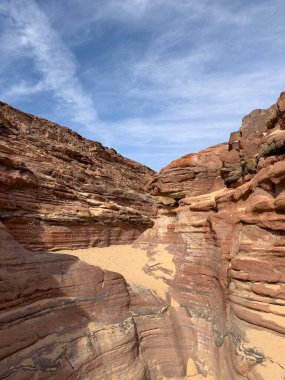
[
  {"x1": 1, "y1": 94, "x2": 285, "y2": 380},
  {"x1": 134, "y1": 92, "x2": 285, "y2": 379},
  {"x1": 221, "y1": 91, "x2": 285, "y2": 187},
  {"x1": 0, "y1": 219, "x2": 226, "y2": 380},
  {"x1": 148, "y1": 143, "x2": 227, "y2": 199},
  {"x1": 0, "y1": 222, "x2": 153, "y2": 379},
  {"x1": 0, "y1": 102, "x2": 157, "y2": 250}
]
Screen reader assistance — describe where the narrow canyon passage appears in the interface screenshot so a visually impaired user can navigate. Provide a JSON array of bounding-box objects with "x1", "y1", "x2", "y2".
[{"x1": 1, "y1": 94, "x2": 285, "y2": 379}]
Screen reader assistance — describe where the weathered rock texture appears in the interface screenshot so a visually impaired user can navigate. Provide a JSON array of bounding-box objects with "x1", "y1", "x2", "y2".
[
  {"x1": 1, "y1": 93, "x2": 285, "y2": 380},
  {"x1": 148, "y1": 143, "x2": 228, "y2": 199},
  {"x1": 0, "y1": 222, "x2": 151, "y2": 379},
  {"x1": 0, "y1": 101, "x2": 157, "y2": 250},
  {"x1": 1, "y1": 221, "x2": 206, "y2": 380},
  {"x1": 221, "y1": 91, "x2": 285, "y2": 187},
  {"x1": 135, "y1": 92, "x2": 285, "y2": 379}
]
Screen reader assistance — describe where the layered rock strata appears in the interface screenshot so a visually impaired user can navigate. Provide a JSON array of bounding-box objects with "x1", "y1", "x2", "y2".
[
  {"x1": 0, "y1": 102, "x2": 157, "y2": 250},
  {"x1": 0, "y1": 222, "x2": 151, "y2": 379},
  {"x1": 135, "y1": 92, "x2": 285, "y2": 379},
  {"x1": 1, "y1": 93, "x2": 285, "y2": 380},
  {"x1": 1, "y1": 219, "x2": 211, "y2": 380},
  {"x1": 148, "y1": 143, "x2": 228, "y2": 199}
]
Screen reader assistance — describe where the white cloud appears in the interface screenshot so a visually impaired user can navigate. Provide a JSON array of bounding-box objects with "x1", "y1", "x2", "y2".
[
  {"x1": 0, "y1": 0, "x2": 113, "y2": 144},
  {"x1": 1, "y1": 0, "x2": 285, "y2": 170}
]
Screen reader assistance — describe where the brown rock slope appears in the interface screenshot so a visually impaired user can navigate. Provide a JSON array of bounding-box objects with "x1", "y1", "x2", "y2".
[
  {"x1": 0, "y1": 101, "x2": 157, "y2": 250},
  {"x1": 135, "y1": 92, "x2": 285, "y2": 379}
]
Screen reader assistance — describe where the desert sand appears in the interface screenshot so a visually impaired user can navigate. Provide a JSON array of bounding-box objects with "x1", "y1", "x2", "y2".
[{"x1": 57, "y1": 244, "x2": 170, "y2": 300}]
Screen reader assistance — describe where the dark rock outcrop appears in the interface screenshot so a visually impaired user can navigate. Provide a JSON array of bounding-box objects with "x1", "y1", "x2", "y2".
[{"x1": 221, "y1": 92, "x2": 285, "y2": 187}]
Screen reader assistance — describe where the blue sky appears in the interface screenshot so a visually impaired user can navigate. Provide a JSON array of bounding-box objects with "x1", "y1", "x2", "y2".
[{"x1": 0, "y1": 0, "x2": 285, "y2": 171}]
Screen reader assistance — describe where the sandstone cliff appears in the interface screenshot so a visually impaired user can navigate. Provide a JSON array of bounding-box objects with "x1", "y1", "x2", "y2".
[
  {"x1": 0, "y1": 102, "x2": 157, "y2": 250},
  {"x1": 135, "y1": 92, "x2": 285, "y2": 379},
  {"x1": 1, "y1": 94, "x2": 285, "y2": 380}
]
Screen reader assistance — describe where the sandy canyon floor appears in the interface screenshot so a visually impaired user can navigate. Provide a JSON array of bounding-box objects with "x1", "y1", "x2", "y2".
[
  {"x1": 56, "y1": 245, "x2": 215, "y2": 380},
  {"x1": 57, "y1": 245, "x2": 171, "y2": 304}
]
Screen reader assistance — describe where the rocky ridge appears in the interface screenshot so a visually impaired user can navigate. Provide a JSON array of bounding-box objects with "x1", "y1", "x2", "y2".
[{"x1": 0, "y1": 101, "x2": 157, "y2": 250}]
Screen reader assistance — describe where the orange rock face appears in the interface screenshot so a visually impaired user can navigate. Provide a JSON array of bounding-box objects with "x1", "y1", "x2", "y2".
[
  {"x1": 0, "y1": 102, "x2": 157, "y2": 250},
  {"x1": 148, "y1": 143, "x2": 228, "y2": 199}
]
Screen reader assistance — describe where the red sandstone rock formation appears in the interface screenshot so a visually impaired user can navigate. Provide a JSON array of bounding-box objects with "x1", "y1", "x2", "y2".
[
  {"x1": 135, "y1": 92, "x2": 285, "y2": 379},
  {"x1": 0, "y1": 222, "x2": 152, "y2": 379},
  {"x1": 1, "y1": 94, "x2": 285, "y2": 379},
  {"x1": 148, "y1": 143, "x2": 228, "y2": 199},
  {"x1": 0, "y1": 102, "x2": 157, "y2": 250}
]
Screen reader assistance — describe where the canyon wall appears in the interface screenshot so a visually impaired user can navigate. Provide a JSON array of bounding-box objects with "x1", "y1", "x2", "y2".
[
  {"x1": 136, "y1": 91, "x2": 285, "y2": 379},
  {"x1": 1, "y1": 93, "x2": 285, "y2": 379},
  {"x1": 0, "y1": 101, "x2": 157, "y2": 250},
  {"x1": 0, "y1": 222, "x2": 149, "y2": 379}
]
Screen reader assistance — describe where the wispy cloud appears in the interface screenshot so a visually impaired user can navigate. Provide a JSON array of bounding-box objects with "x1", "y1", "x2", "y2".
[
  {"x1": 0, "y1": 0, "x2": 112, "y2": 144},
  {"x1": 1, "y1": 0, "x2": 285, "y2": 170},
  {"x1": 81, "y1": 0, "x2": 285, "y2": 168}
]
